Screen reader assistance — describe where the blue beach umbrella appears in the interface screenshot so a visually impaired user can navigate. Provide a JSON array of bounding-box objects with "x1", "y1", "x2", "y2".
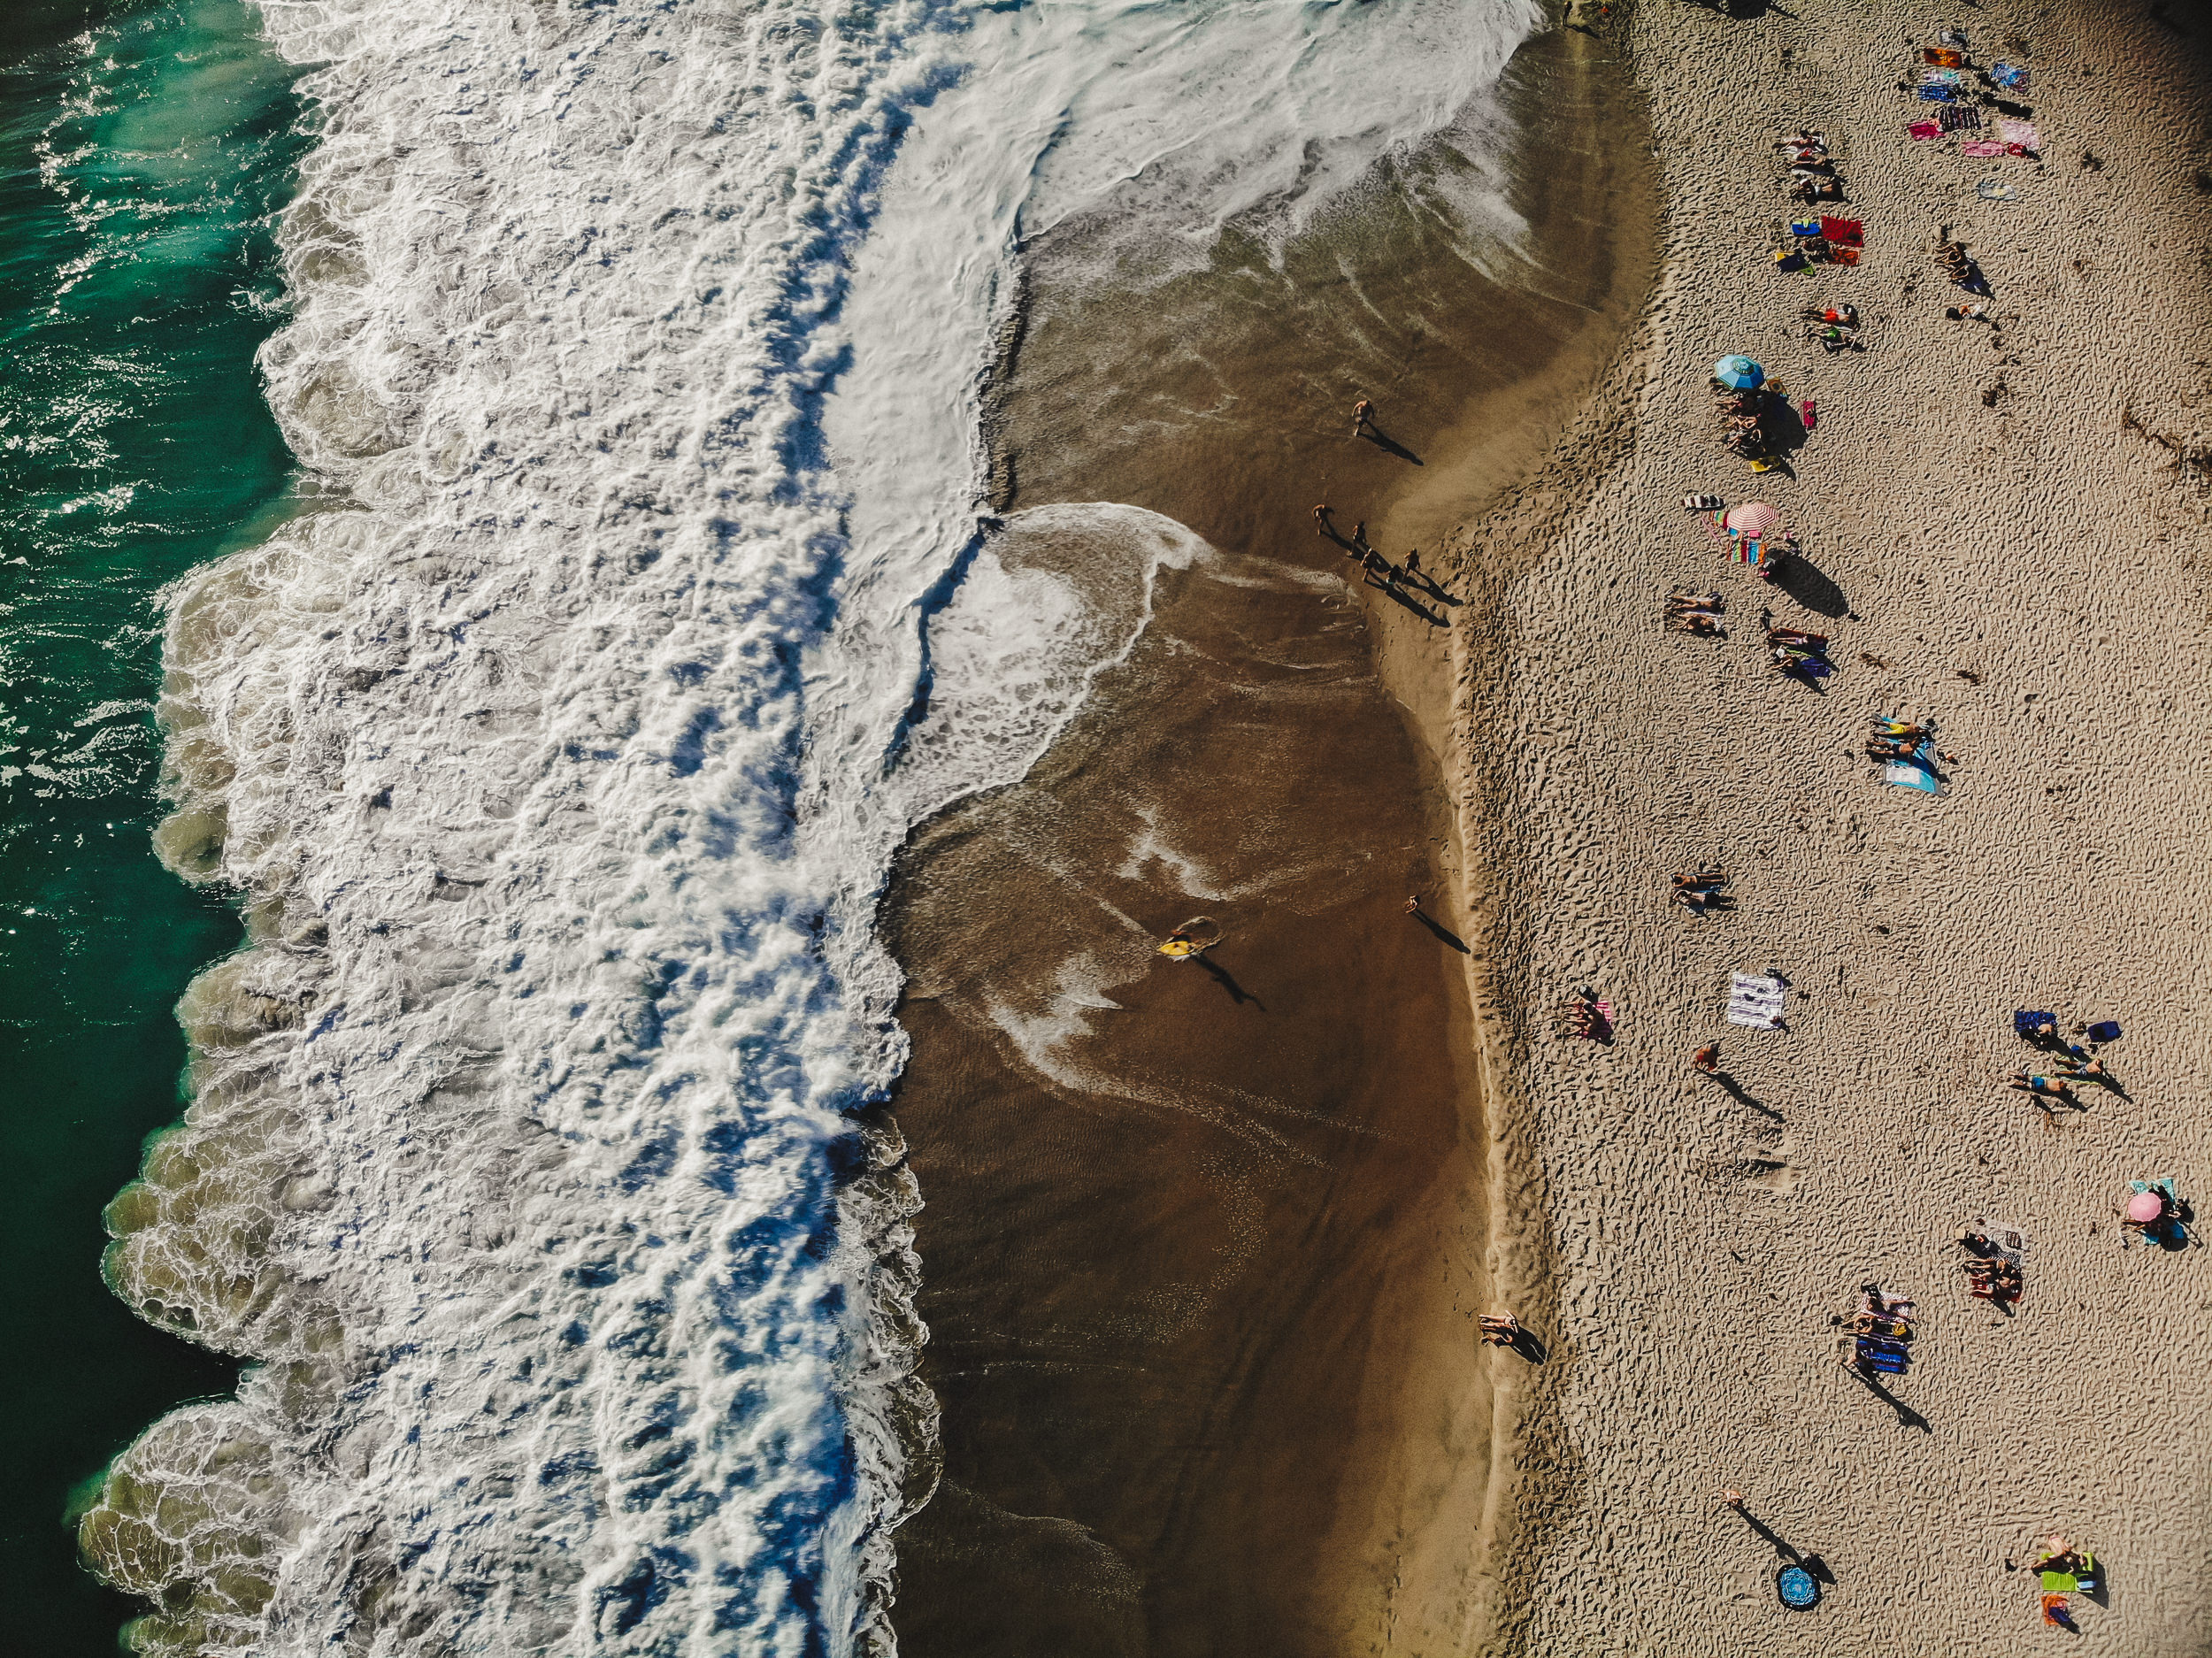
[
  {"x1": 1714, "y1": 355, "x2": 1765, "y2": 390},
  {"x1": 1778, "y1": 1564, "x2": 1820, "y2": 1609}
]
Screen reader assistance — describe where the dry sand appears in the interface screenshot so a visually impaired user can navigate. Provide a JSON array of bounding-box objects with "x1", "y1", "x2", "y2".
[{"x1": 1348, "y1": 0, "x2": 2212, "y2": 1651}]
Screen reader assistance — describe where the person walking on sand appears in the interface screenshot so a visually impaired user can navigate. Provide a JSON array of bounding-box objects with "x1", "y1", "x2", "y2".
[
  {"x1": 1351, "y1": 519, "x2": 1367, "y2": 549},
  {"x1": 1692, "y1": 1043, "x2": 1721, "y2": 1074},
  {"x1": 1404, "y1": 549, "x2": 1422, "y2": 581},
  {"x1": 1351, "y1": 397, "x2": 1373, "y2": 438},
  {"x1": 1313, "y1": 503, "x2": 1333, "y2": 535},
  {"x1": 1717, "y1": 1489, "x2": 1745, "y2": 1510},
  {"x1": 1403, "y1": 894, "x2": 1423, "y2": 915}
]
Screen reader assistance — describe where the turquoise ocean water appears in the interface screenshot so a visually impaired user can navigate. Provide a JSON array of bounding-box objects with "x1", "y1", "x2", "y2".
[{"x1": 0, "y1": 1, "x2": 299, "y2": 1647}]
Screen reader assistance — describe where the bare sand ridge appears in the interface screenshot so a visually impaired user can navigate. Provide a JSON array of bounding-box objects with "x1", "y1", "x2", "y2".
[{"x1": 1351, "y1": 0, "x2": 2212, "y2": 1650}]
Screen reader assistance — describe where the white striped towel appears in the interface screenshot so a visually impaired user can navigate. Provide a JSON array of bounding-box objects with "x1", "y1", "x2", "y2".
[{"x1": 1727, "y1": 971, "x2": 1787, "y2": 1029}]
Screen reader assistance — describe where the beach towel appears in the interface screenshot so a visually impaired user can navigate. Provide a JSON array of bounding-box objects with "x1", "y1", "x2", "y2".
[
  {"x1": 1832, "y1": 247, "x2": 1861, "y2": 266},
  {"x1": 1917, "y1": 84, "x2": 1955, "y2": 101},
  {"x1": 1774, "y1": 250, "x2": 1809, "y2": 272},
  {"x1": 2088, "y1": 1019, "x2": 2122, "y2": 1042},
  {"x1": 1726, "y1": 972, "x2": 1786, "y2": 1029},
  {"x1": 1962, "y1": 138, "x2": 2007, "y2": 156},
  {"x1": 1940, "y1": 104, "x2": 1982, "y2": 130},
  {"x1": 1992, "y1": 62, "x2": 2029, "y2": 88},
  {"x1": 1922, "y1": 46, "x2": 1964, "y2": 67},
  {"x1": 2013, "y1": 1009, "x2": 2056, "y2": 1039},
  {"x1": 1819, "y1": 215, "x2": 1863, "y2": 246},
  {"x1": 1919, "y1": 67, "x2": 1963, "y2": 85},
  {"x1": 1790, "y1": 219, "x2": 1823, "y2": 237},
  {"x1": 1978, "y1": 177, "x2": 2020, "y2": 202},
  {"x1": 1907, "y1": 120, "x2": 1942, "y2": 140},
  {"x1": 1882, "y1": 738, "x2": 1944, "y2": 794},
  {"x1": 1996, "y1": 117, "x2": 2039, "y2": 151}
]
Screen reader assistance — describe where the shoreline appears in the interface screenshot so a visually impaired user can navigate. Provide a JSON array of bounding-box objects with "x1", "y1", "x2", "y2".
[{"x1": 882, "y1": 20, "x2": 1658, "y2": 1654}]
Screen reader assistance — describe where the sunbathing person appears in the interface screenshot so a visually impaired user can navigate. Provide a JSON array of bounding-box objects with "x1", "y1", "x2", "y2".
[
  {"x1": 1768, "y1": 626, "x2": 1827, "y2": 648},
  {"x1": 1670, "y1": 613, "x2": 1723, "y2": 635},
  {"x1": 2007, "y1": 1071, "x2": 2076, "y2": 1101},
  {"x1": 2031, "y1": 1538, "x2": 2085, "y2": 1577},
  {"x1": 1477, "y1": 1313, "x2": 1521, "y2": 1345}
]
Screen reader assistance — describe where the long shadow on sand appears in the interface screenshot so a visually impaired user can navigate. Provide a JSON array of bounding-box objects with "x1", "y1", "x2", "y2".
[
  {"x1": 1730, "y1": 1503, "x2": 1833, "y2": 1582},
  {"x1": 1842, "y1": 1359, "x2": 1931, "y2": 1432},
  {"x1": 1775, "y1": 552, "x2": 1851, "y2": 618},
  {"x1": 1366, "y1": 575, "x2": 1447, "y2": 626},
  {"x1": 1358, "y1": 424, "x2": 1424, "y2": 464},
  {"x1": 1197, "y1": 955, "x2": 1265, "y2": 1009},
  {"x1": 1507, "y1": 1327, "x2": 1549, "y2": 1364},
  {"x1": 1411, "y1": 910, "x2": 1471, "y2": 953}
]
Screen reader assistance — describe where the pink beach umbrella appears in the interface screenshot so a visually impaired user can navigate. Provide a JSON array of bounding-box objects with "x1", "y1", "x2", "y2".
[
  {"x1": 2127, "y1": 1191, "x2": 2165, "y2": 1224},
  {"x1": 1724, "y1": 502, "x2": 1786, "y2": 539}
]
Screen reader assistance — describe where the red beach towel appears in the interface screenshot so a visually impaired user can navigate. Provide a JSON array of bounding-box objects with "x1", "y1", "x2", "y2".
[{"x1": 1819, "y1": 216, "x2": 1863, "y2": 247}]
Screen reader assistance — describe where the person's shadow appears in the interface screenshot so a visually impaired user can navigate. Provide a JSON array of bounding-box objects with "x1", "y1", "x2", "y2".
[
  {"x1": 1357, "y1": 423, "x2": 1424, "y2": 465},
  {"x1": 1729, "y1": 1501, "x2": 1832, "y2": 1582},
  {"x1": 1410, "y1": 910, "x2": 1471, "y2": 954},
  {"x1": 1842, "y1": 1357, "x2": 1932, "y2": 1432},
  {"x1": 1404, "y1": 569, "x2": 1463, "y2": 608},
  {"x1": 1775, "y1": 554, "x2": 1851, "y2": 618},
  {"x1": 1366, "y1": 574, "x2": 1447, "y2": 626},
  {"x1": 1506, "y1": 1327, "x2": 1549, "y2": 1363},
  {"x1": 1705, "y1": 1069, "x2": 1783, "y2": 1120},
  {"x1": 1197, "y1": 955, "x2": 1265, "y2": 1009}
]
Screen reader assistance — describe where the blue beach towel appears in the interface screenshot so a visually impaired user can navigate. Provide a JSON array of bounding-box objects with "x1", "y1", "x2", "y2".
[
  {"x1": 1993, "y1": 63, "x2": 2030, "y2": 89},
  {"x1": 2015, "y1": 1009, "x2": 2057, "y2": 1038},
  {"x1": 1918, "y1": 84, "x2": 1955, "y2": 102}
]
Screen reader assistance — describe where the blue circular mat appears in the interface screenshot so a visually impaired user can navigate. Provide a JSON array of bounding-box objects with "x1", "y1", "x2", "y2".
[{"x1": 1778, "y1": 1565, "x2": 1819, "y2": 1608}]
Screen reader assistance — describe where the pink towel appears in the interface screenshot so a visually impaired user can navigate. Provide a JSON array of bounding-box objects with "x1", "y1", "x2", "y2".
[
  {"x1": 1961, "y1": 139, "x2": 2007, "y2": 157},
  {"x1": 1907, "y1": 120, "x2": 1941, "y2": 141},
  {"x1": 1996, "y1": 118, "x2": 2039, "y2": 150}
]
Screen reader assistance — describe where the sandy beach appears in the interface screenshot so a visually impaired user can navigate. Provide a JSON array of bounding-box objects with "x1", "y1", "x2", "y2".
[
  {"x1": 888, "y1": 0, "x2": 2212, "y2": 1653},
  {"x1": 1361, "y1": 0, "x2": 2212, "y2": 1650}
]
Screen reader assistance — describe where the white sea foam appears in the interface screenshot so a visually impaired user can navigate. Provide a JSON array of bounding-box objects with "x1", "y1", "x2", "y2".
[{"x1": 86, "y1": 0, "x2": 1540, "y2": 1652}]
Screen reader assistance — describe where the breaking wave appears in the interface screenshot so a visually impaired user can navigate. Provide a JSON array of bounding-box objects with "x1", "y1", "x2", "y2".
[{"x1": 76, "y1": 0, "x2": 1540, "y2": 1651}]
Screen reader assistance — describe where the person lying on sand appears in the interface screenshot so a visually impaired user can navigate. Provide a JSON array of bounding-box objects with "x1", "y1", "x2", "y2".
[
  {"x1": 1769, "y1": 626, "x2": 1827, "y2": 648},
  {"x1": 1867, "y1": 737, "x2": 1919, "y2": 760},
  {"x1": 2032, "y1": 1537, "x2": 2085, "y2": 1577},
  {"x1": 1668, "y1": 588, "x2": 1723, "y2": 607},
  {"x1": 2007, "y1": 1071, "x2": 2076, "y2": 1101}
]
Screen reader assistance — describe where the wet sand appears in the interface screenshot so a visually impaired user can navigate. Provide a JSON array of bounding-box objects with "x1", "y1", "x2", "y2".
[{"x1": 885, "y1": 27, "x2": 1654, "y2": 1657}]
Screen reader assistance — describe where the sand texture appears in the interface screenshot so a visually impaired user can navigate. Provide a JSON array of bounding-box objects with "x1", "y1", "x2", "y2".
[{"x1": 1352, "y1": 0, "x2": 2212, "y2": 1650}]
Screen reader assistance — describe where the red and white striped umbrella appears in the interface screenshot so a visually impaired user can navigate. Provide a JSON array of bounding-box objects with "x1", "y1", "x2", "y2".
[{"x1": 1724, "y1": 502, "x2": 1785, "y2": 538}]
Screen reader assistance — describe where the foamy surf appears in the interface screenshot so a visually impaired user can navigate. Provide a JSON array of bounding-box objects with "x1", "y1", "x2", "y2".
[{"x1": 79, "y1": 0, "x2": 1540, "y2": 1651}]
